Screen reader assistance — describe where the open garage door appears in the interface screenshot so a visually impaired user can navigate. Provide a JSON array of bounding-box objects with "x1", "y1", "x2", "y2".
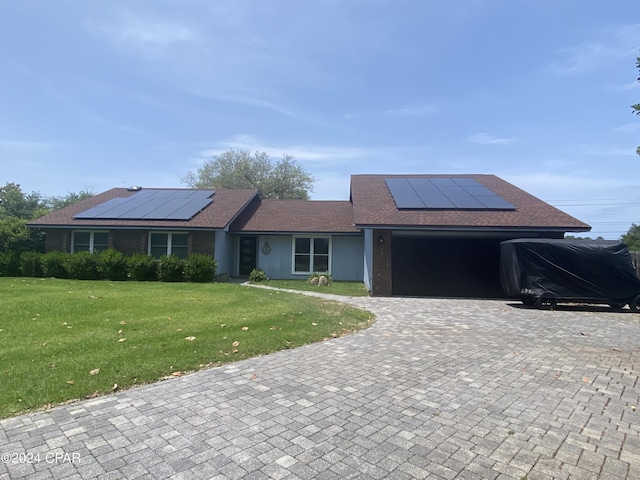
[{"x1": 391, "y1": 236, "x2": 508, "y2": 298}]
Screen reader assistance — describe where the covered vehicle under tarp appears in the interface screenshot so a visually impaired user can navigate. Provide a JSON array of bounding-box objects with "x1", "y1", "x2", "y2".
[{"x1": 500, "y1": 238, "x2": 640, "y2": 310}]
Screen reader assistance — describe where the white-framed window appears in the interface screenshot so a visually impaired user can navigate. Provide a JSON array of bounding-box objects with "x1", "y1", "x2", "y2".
[
  {"x1": 292, "y1": 236, "x2": 331, "y2": 274},
  {"x1": 72, "y1": 231, "x2": 109, "y2": 253},
  {"x1": 149, "y1": 232, "x2": 188, "y2": 259}
]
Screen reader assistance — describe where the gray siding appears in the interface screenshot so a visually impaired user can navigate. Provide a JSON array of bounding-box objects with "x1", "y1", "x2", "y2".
[
  {"x1": 331, "y1": 235, "x2": 364, "y2": 281},
  {"x1": 256, "y1": 235, "x2": 292, "y2": 279},
  {"x1": 215, "y1": 230, "x2": 232, "y2": 276},
  {"x1": 253, "y1": 234, "x2": 364, "y2": 281}
]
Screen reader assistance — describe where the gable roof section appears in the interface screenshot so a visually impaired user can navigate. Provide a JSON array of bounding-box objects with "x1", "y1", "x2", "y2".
[
  {"x1": 28, "y1": 188, "x2": 259, "y2": 230},
  {"x1": 350, "y1": 174, "x2": 591, "y2": 232},
  {"x1": 230, "y1": 199, "x2": 359, "y2": 234}
]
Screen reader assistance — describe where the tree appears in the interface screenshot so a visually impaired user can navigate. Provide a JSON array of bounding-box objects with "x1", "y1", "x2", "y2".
[
  {"x1": 0, "y1": 183, "x2": 47, "y2": 220},
  {"x1": 0, "y1": 183, "x2": 95, "y2": 270},
  {"x1": 182, "y1": 149, "x2": 315, "y2": 199},
  {"x1": 633, "y1": 56, "x2": 640, "y2": 155},
  {"x1": 47, "y1": 190, "x2": 94, "y2": 211},
  {"x1": 621, "y1": 223, "x2": 640, "y2": 251}
]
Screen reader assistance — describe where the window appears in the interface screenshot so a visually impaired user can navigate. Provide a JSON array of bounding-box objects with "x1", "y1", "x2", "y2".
[
  {"x1": 149, "y1": 233, "x2": 188, "y2": 259},
  {"x1": 72, "y1": 231, "x2": 108, "y2": 253},
  {"x1": 293, "y1": 236, "x2": 331, "y2": 274}
]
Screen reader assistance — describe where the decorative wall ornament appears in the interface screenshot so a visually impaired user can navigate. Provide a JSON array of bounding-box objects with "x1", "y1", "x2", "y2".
[{"x1": 261, "y1": 240, "x2": 272, "y2": 255}]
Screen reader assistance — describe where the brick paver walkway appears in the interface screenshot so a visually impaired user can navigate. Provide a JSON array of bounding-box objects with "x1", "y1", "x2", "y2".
[{"x1": 1, "y1": 291, "x2": 639, "y2": 479}]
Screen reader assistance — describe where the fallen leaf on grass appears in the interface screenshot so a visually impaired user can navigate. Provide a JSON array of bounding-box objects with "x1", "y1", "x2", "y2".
[
  {"x1": 89, "y1": 368, "x2": 100, "y2": 375},
  {"x1": 232, "y1": 341, "x2": 240, "y2": 347},
  {"x1": 220, "y1": 324, "x2": 226, "y2": 328},
  {"x1": 120, "y1": 321, "x2": 127, "y2": 325},
  {"x1": 118, "y1": 338, "x2": 127, "y2": 343},
  {"x1": 241, "y1": 326, "x2": 249, "y2": 331},
  {"x1": 185, "y1": 336, "x2": 196, "y2": 341},
  {"x1": 112, "y1": 384, "x2": 118, "y2": 391},
  {"x1": 312, "y1": 323, "x2": 318, "y2": 326},
  {"x1": 171, "y1": 372, "x2": 183, "y2": 377},
  {"x1": 66, "y1": 380, "x2": 74, "y2": 385}
]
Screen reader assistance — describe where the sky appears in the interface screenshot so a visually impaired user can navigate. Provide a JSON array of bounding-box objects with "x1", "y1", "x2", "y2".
[{"x1": 1, "y1": 1, "x2": 640, "y2": 239}]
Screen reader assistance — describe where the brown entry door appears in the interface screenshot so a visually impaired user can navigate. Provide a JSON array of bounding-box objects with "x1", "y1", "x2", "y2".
[{"x1": 239, "y1": 236, "x2": 257, "y2": 276}]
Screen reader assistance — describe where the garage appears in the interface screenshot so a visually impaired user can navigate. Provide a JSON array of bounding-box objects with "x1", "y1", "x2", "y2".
[
  {"x1": 391, "y1": 235, "x2": 513, "y2": 298},
  {"x1": 351, "y1": 174, "x2": 592, "y2": 297}
]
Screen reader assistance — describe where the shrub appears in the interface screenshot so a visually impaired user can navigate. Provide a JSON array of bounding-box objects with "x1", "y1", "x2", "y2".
[
  {"x1": 20, "y1": 251, "x2": 44, "y2": 277},
  {"x1": 127, "y1": 254, "x2": 158, "y2": 281},
  {"x1": 249, "y1": 268, "x2": 268, "y2": 282},
  {"x1": 157, "y1": 255, "x2": 184, "y2": 282},
  {"x1": 41, "y1": 251, "x2": 70, "y2": 278},
  {"x1": 184, "y1": 254, "x2": 217, "y2": 283},
  {"x1": 65, "y1": 251, "x2": 100, "y2": 280},
  {"x1": 0, "y1": 251, "x2": 21, "y2": 277},
  {"x1": 97, "y1": 249, "x2": 128, "y2": 281}
]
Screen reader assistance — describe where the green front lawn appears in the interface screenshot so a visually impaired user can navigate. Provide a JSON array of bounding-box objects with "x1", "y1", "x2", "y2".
[
  {"x1": 0, "y1": 278, "x2": 374, "y2": 419},
  {"x1": 251, "y1": 279, "x2": 370, "y2": 296}
]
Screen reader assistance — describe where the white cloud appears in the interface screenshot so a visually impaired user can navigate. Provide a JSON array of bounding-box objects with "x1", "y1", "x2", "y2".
[
  {"x1": 549, "y1": 23, "x2": 640, "y2": 76},
  {"x1": 606, "y1": 81, "x2": 638, "y2": 93},
  {"x1": 467, "y1": 133, "x2": 517, "y2": 145},
  {"x1": 579, "y1": 144, "x2": 637, "y2": 156},
  {"x1": 383, "y1": 105, "x2": 439, "y2": 116},
  {"x1": 198, "y1": 134, "x2": 375, "y2": 163},
  {"x1": 0, "y1": 140, "x2": 60, "y2": 150},
  {"x1": 611, "y1": 123, "x2": 640, "y2": 133}
]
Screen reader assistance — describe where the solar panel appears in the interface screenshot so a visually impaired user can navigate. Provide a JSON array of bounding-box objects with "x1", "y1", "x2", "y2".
[
  {"x1": 385, "y1": 177, "x2": 515, "y2": 211},
  {"x1": 74, "y1": 189, "x2": 215, "y2": 220}
]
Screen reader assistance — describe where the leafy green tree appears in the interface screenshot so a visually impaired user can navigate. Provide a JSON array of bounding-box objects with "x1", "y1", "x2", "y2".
[
  {"x1": 47, "y1": 190, "x2": 94, "y2": 211},
  {"x1": 182, "y1": 149, "x2": 315, "y2": 199},
  {"x1": 621, "y1": 223, "x2": 640, "y2": 251},
  {"x1": 0, "y1": 183, "x2": 47, "y2": 220},
  {"x1": 0, "y1": 183, "x2": 94, "y2": 271}
]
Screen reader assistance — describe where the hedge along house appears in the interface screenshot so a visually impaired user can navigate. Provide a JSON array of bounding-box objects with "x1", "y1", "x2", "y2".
[{"x1": 27, "y1": 174, "x2": 590, "y2": 297}]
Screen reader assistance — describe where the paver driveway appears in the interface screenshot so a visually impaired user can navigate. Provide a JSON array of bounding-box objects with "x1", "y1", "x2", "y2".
[{"x1": 1, "y1": 291, "x2": 639, "y2": 479}]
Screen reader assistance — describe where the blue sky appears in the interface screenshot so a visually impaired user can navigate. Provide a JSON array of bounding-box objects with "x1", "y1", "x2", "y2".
[{"x1": 2, "y1": 1, "x2": 639, "y2": 239}]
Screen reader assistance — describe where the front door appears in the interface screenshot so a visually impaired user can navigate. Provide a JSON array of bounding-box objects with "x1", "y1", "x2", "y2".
[{"x1": 239, "y1": 236, "x2": 257, "y2": 276}]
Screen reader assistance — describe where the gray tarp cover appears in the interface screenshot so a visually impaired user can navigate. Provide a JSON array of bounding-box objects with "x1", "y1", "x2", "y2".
[{"x1": 500, "y1": 239, "x2": 640, "y2": 302}]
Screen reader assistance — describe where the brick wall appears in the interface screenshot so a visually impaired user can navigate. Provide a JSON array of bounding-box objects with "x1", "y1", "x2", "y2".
[
  {"x1": 43, "y1": 229, "x2": 70, "y2": 253},
  {"x1": 113, "y1": 231, "x2": 147, "y2": 255},
  {"x1": 190, "y1": 231, "x2": 215, "y2": 256},
  {"x1": 371, "y1": 229, "x2": 392, "y2": 296}
]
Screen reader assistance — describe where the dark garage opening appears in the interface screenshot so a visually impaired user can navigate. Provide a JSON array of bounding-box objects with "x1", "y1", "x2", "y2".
[{"x1": 391, "y1": 236, "x2": 509, "y2": 298}]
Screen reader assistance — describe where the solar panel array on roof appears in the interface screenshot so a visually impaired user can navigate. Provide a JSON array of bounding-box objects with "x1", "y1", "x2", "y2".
[
  {"x1": 385, "y1": 178, "x2": 515, "y2": 210},
  {"x1": 74, "y1": 189, "x2": 215, "y2": 220}
]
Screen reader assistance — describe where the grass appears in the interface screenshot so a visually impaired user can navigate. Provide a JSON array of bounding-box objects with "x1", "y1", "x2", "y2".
[
  {"x1": 0, "y1": 277, "x2": 374, "y2": 419},
  {"x1": 251, "y1": 279, "x2": 370, "y2": 296}
]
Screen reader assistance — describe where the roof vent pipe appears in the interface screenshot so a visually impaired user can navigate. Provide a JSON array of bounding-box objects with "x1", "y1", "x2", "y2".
[{"x1": 127, "y1": 185, "x2": 142, "y2": 191}]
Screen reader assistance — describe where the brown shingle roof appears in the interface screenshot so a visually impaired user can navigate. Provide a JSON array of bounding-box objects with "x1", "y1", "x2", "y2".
[
  {"x1": 28, "y1": 188, "x2": 258, "y2": 230},
  {"x1": 350, "y1": 174, "x2": 591, "y2": 232},
  {"x1": 230, "y1": 199, "x2": 359, "y2": 233}
]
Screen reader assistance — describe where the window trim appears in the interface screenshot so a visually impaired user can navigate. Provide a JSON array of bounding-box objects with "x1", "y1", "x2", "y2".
[
  {"x1": 291, "y1": 235, "x2": 331, "y2": 275},
  {"x1": 71, "y1": 230, "x2": 109, "y2": 253},
  {"x1": 148, "y1": 232, "x2": 189, "y2": 258}
]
